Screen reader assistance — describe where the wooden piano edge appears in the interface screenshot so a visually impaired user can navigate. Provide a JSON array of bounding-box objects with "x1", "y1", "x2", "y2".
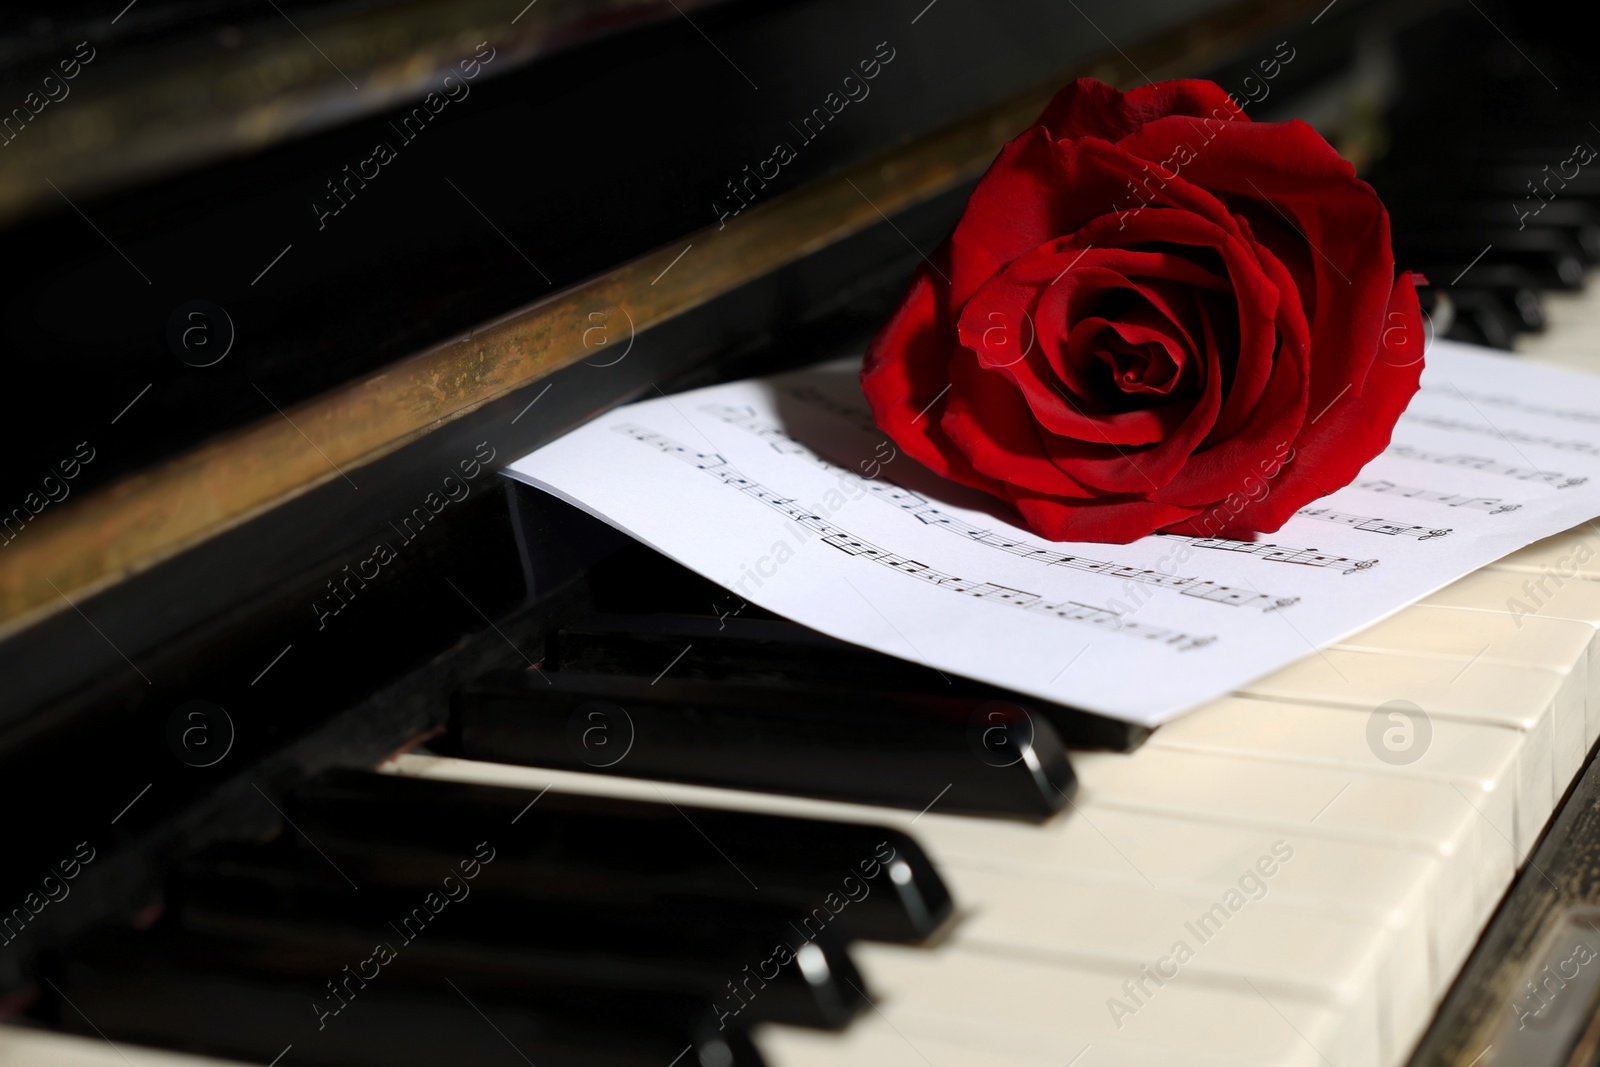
[{"x1": 0, "y1": 0, "x2": 1330, "y2": 647}]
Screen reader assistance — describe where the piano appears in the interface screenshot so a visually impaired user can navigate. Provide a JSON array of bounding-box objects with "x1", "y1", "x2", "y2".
[{"x1": 1, "y1": 0, "x2": 1597, "y2": 1063}]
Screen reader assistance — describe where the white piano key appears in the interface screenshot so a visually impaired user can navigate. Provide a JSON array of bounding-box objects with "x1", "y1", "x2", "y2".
[
  {"x1": 1422, "y1": 568, "x2": 1600, "y2": 747},
  {"x1": 1073, "y1": 747, "x2": 1507, "y2": 984},
  {"x1": 1490, "y1": 526, "x2": 1600, "y2": 584},
  {"x1": 854, "y1": 943, "x2": 1369, "y2": 1067},
  {"x1": 1515, "y1": 285, "x2": 1600, "y2": 366},
  {"x1": 0, "y1": 1025, "x2": 249, "y2": 1067},
  {"x1": 1151, "y1": 696, "x2": 1520, "y2": 853},
  {"x1": 1331, "y1": 605, "x2": 1595, "y2": 748},
  {"x1": 1045, "y1": 806, "x2": 1439, "y2": 1049},
  {"x1": 1237, "y1": 649, "x2": 1563, "y2": 833},
  {"x1": 759, "y1": 1012, "x2": 1323, "y2": 1067},
  {"x1": 946, "y1": 868, "x2": 1393, "y2": 1063},
  {"x1": 759, "y1": 1022, "x2": 1066, "y2": 1067}
]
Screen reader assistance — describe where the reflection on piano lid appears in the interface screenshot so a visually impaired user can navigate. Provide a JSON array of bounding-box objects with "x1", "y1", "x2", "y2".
[{"x1": 5, "y1": 1, "x2": 1600, "y2": 1067}]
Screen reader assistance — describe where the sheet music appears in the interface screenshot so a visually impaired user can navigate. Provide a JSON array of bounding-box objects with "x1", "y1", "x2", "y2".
[{"x1": 507, "y1": 339, "x2": 1600, "y2": 724}]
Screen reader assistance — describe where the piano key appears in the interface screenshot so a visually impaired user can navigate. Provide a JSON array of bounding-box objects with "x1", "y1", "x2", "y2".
[
  {"x1": 846, "y1": 943, "x2": 1371, "y2": 1067},
  {"x1": 1489, "y1": 525, "x2": 1600, "y2": 582},
  {"x1": 546, "y1": 612, "x2": 1145, "y2": 750},
  {"x1": 758, "y1": 1016, "x2": 1323, "y2": 1067},
  {"x1": 1072, "y1": 748, "x2": 1505, "y2": 987},
  {"x1": 1331, "y1": 603, "x2": 1596, "y2": 748},
  {"x1": 173, "y1": 842, "x2": 868, "y2": 1030},
  {"x1": 382, "y1": 753, "x2": 1452, "y2": 1062},
  {"x1": 0, "y1": 1025, "x2": 253, "y2": 1067},
  {"x1": 284, "y1": 769, "x2": 953, "y2": 943},
  {"x1": 45, "y1": 927, "x2": 765, "y2": 1067},
  {"x1": 452, "y1": 669, "x2": 1075, "y2": 817},
  {"x1": 1515, "y1": 277, "x2": 1600, "y2": 366},
  {"x1": 1236, "y1": 650, "x2": 1566, "y2": 843},
  {"x1": 1421, "y1": 568, "x2": 1600, "y2": 749},
  {"x1": 945, "y1": 868, "x2": 1397, "y2": 1059},
  {"x1": 1148, "y1": 697, "x2": 1519, "y2": 844},
  {"x1": 1443, "y1": 289, "x2": 1518, "y2": 349},
  {"x1": 758, "y1": 1022, "x2": 1066, "y2": 1067},
  {"x1": 1399, "y1": 228, "x2": 1587, "y2": 289},
  {"x1": 1394, "y1": 199, "x2": 1600, "y2": 265}
]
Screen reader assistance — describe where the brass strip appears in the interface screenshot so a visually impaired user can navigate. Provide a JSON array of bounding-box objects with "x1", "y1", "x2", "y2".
[{"x1": 0, "y1": 0, "x2": 1314, "y2": 641}]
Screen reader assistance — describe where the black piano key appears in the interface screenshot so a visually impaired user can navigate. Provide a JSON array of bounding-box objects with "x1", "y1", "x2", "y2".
[
  {"x1": 545, "y1": 611, "x2": 1147, "y2": 751},
  {"x1": 1396, "y1": 228, "x2": 1586, "y2": 290},
  {"x1": 284, "y1": 769, "x2": 954, "y2": 943},
  {"x1": 44, "y1": 927, "x2": 765, "y2": 1067},
  {"x1": 452, "y1": 669, "x2": 1074, "y2": 819},
  {"x1": 172, "y1": 842, "x2": 869, "y2": 1030},
  {"x1": 1443, "y1": 289, "x2": 1518, "y2": 351},
  {"x1": 1389, "y1": 199, "x2": 1600, "y2": 264}
]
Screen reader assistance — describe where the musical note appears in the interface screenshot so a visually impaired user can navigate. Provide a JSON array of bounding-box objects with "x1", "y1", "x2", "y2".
[
  {"x1": 1153, "y1": 534, "x2": 1379, "y2": 575},
  {"x1": 1295, "y1": 508, "x2": 1452, "y2": 540},
  {"x1": 1354, "y1": 478, "x2": 1522, "y2": 514},
  {"x1": 782, "y1": 385, "x2": 880, "y2": 433},
  {"x1": 1417, "y1": 384, "x2": 1600, "y2": 428},
  {"x1": 703, "y1": 404, "x2": 1289, "y2": 610},
  {"x1": 1398, "y1": 413, "x2": 1600, "y2": 456},
  {"x1": 1385, "y1": 445, "x2": 1588, "y2": 488},
  {"x1": 619, "y1": 423, "x2": 1215, "y2": 648}
]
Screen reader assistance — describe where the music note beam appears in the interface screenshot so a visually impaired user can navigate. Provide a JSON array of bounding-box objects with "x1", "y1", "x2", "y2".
[
  {"x1": 616, "y1": 424, "x2": 1217, "y2": 651},
  {"x1": 1151, "y1": 534, "x2": 1380, "y2": 575},
  {"x1": 1354, "y1": 479, "x2": 1522, "y2": 514},
  {"x1": 702, "y1": 404, "x2": 1298, "y2": 612},
  {"x1": 1386, "y1": 445, "x2": 1588, "y2": 489},
  {"x1": 1295, "y1": 508, "x2": 1453, "y2": 540}
]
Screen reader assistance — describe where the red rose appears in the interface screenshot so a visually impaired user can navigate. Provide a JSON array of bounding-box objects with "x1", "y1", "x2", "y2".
[{"x1": 860, "y1": 77, "x2": 1424, "y2": 544}]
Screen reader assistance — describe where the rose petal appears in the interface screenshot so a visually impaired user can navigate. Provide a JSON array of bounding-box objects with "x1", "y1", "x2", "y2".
[
  {"x1": 1034, "y1": 78, "x2": 1249, "y2": 144},
  {"x1": 1176, "y1": 271, "x2": 1426, "y2": 534},
  {"x1": 1007, "y1": 482, "x2": 1204, "y2": 544},
  {"x1": 860, "y1": 263, "x2": 1010, "y2": 499},
  {"x1": 1116, "y1": 116, "x2": 1394, "y2": 433}
]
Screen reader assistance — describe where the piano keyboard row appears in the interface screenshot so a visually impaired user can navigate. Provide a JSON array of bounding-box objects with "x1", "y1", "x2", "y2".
[
  {"x1": 6, "y1": 508, "x2": 1600, "y2": 1067},
  {"x1": 396, "y1": 518, "x2": 1600, "y2": 1067}
]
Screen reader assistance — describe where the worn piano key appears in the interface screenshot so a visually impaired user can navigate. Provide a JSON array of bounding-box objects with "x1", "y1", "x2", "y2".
[
  {"x1": 1236, "y1": 650, "x2": 1564, "y2": 845},
  {"x1": 453, "y1": 670, "x2": 1074, "y2": 818},
  {"x1": 545, "y1": 612, "x2": 1146, "y2": 750},
  {"x1": 284, "y1": 769, "x2": 953, "y2": 943},
  {"x1": 44, "y1": 927, "x2": 765, "y2": 1067},
  {"x1": 173, "y1": 842, "x2": 867, "y2": 1030}
]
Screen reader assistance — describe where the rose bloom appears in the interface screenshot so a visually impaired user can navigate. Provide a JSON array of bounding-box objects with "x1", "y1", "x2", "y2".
[{"x1": 861, "y1": 77, "x2": 1424, "y2": 544}]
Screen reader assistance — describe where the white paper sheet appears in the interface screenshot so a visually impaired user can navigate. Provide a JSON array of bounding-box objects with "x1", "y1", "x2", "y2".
[{"x1": 506, "y1": 339, "x2": 1600, "y2": 725}]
